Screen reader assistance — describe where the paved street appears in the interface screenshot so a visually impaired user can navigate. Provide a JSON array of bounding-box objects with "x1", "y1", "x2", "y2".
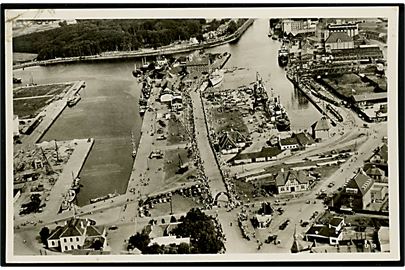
[{"x1": 190, "y1": 83, "x2": 227, "y2": 198}]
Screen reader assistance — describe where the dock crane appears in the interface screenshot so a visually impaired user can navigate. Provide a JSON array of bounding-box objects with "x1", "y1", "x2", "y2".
[{"x1": 40, "y1": 147, "x2": 53, "y2": 175}]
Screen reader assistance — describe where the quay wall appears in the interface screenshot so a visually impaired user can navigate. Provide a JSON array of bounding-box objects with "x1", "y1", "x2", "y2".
[
  {"x1": 286, "y1": 73, "x2": 337, "y2": 126},
  {"x1": 35, "y1": 81, "x2": 86, "y2": 143},
  {"x1": 13, "y1": 19, "x2": 254, "y2": 70}
]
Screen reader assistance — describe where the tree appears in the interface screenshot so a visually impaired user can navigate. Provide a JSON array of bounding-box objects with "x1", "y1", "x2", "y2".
[
  {"x1": 177, "y1": 242, "x2": 191, "y2": 254},
  {"x1": 226, "y1": 20, "x2": 238, "y2": 35},
  {"x1": 128, "y1": 230, "x2": 150, "y2": 252},
  {"x1": 39, "y1": 227, "x2": 50, "y2": 247},
  {"x1": 91, "y1": 239, "x2": 104, "y2": 250},
  {"x1": 172, "y1": 208, "x2": 225, "y2": 254},
  {"x1": 170, "y1": 215, "x2": 177, "y2": 223}
]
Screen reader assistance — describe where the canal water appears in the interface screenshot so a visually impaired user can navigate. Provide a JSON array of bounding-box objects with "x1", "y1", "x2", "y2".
[
  {"x1": 14, "y1": 62, "x2": 143, "y2": 206},
  {"x1": 13, "y1": 18, "x2": 320, "y2": 206},
  {"x1": 206, "y1": 18, "x2": 321, "y2": 130}
]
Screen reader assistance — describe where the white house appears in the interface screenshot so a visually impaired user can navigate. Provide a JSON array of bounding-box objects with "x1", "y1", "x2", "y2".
[
  {"x1": 275, "y1": 168, "x2": 310, "y2": 194},
  {"x1": 311, "y1": 116, "x2": 331, "y2": 140},
  {"x1": 279, "y1": 137, "x2": 300, "y2": 150},
  {"x1": 47, "y1": 218, "x2": 107, "y2": 253}
]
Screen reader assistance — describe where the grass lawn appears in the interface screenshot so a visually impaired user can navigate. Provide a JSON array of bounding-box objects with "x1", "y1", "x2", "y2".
[
  {"x1": 167, "y1": 116, "x2": 188, "y2": 145},
  {"x1": 13, "y1": 83, "x2": 73, "y2": 99},
  {"x1": 233, "y1": 179, "x2": 269, "y2": 203},
  {"x1": 163, "y1": 148, "x2": 190, "y2": 180},
  {"x1": 322, "y1": 73, "x2": 376, "y2": 98},
  {"x1": 13, "y1": 52, "x2": 38, "y2": 64},
  {"x1": 13, "y1": 96, "x2": 52, "y2": 118}
]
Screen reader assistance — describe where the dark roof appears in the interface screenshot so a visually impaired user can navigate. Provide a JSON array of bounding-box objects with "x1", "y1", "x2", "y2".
[
  {"x1": 218, "y1": 130, "x2": 248, "y2": 151},
  {"x1": 311, "y1": 117, "x2": 331, "y2": 131},
  {"x1": 352, "y1": 92, "x2": 387, "y2": 102},
  {"x1": 60, "y1": 219, "x2": 85, "y2": 238},
  {"x1": 306, "y1": 225, "x2": 341, "y2": 238},
  {"x1": 291, "y1": 238, "x2": 308, "y2": 253},
  {"x1": 86, "y1": 226, "x2": 104, "y2": 237},
  {"x1": 329, "y1": 217, "x2": 344, "y2": 227},
  {"x1": 325, "y1": 32, "x2": 353, "y2": 43},
  {"x1": 294, "y1": 132, "x2": 315, "y2": 146},
  {"x1": 345, "y1": 169, "x2": 374, "y2": 195},
  {"x1": 233, "y1": 146, "x2": 283, "y2": 161},
  {"x1": 258, "y1": 202, "x2": 274, "y2": 215},
  {"x1": 217, "y1": 132, "x2": 237, "y2": 151},
  {"x1": 280, "y1": 137, "x2": 299, "y2": 146},
  {"x1": 365, "y1": 165, "x2": 384, "y2": 177},
  {"x1": 48, "y1": 226, "x2": 64, "y2": 240},
  {"x1": 275, "y1": 170, "x2": 310, "y2": 187},
  {"x1": 370, "y1": 143, "x2": 388, "y2": 163}
]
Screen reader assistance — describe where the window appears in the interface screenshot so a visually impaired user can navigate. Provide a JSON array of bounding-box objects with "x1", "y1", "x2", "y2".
[
  {"x1": 76, "y1": 237, "x2": 80, "y2": 242},
  {"x1": 280, "y1": 187, "x2": 284, "y2": 192},
  {"x1": 64, "y1": 246, "x2": 68, "y2": 251},
  {"x1": 70, "y1": 238, "x2": 73, "y2": 242},
  {"x1": 64, "y1": 238, "x2": 67, "y2": 243},
  {"x1": 301, "y1": 185, "x2": 306, "y2": 189},
  {"x1": 71, "y1": 245, "x2": 74, "y2": 250}
]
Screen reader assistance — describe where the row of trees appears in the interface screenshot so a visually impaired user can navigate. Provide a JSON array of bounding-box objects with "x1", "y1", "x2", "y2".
[
  {"x1": 127, "y1": 208, "x2": 225, "y2": 254},
  {"x1": 13, "y1": 19, "x2": 207, "y2": 61}
]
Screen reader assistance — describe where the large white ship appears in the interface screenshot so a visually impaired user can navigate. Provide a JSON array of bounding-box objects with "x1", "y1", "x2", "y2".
[{"x1": 209, "y1": 69, "x2": 224, "y2": 88}]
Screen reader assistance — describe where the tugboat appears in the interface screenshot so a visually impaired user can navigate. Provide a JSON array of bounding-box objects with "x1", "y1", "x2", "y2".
[
  {"x1": 278, "y1": 44, "x2": 289, "y2": 67},
  {"x1": 67, "y1": 94, "x2": 81, "y2": 107}
]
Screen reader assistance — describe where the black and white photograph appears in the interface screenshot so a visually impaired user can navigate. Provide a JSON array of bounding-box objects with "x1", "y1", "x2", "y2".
[{"x1": 1, "y1": 4, "x2": 403, "y2": 265}]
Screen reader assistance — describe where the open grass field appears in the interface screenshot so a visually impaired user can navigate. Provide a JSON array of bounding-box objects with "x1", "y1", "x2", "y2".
[
  {"x1": 13, "y1": 83, "x2": 73, "y2": 99},
  {"x1": 163, "y1": 148, "x2": 190, "y2": 180},
  {"x1": 13, "y1": 53, "x2": 38, "y2": 64},
  {"x1": 167, "y1": 116, "x2": 188, "y2": 145},
  {"x1": 13, "y1": 96, "x2": 52, "y2": 118},
  {"x1": 322, "y1": 73, "x2": 375, "y2": 98}
]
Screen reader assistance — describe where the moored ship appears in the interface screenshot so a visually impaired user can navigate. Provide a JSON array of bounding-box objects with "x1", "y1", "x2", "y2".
[
  {"x1": 89, "y1": 192, "x2": 119, "y2": 204},
  {"x1": 208, "y1": 69, "x2": 224, "y2": 88},
  {"x1": 278, "y1": 44, "x2": 289, "y2": 67},
  {"x1": 131, "y1": 131, "x2": 137, "y2": 158},
  {"x1": 259, "y1": 73, "x2": 290, "y2": 131},
  {"x1": 67, "y1": 94, "x2": 81, "y2": 107}
]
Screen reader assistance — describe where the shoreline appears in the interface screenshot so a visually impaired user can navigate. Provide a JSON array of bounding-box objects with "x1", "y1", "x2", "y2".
[{"x1": 12, "y1": 19, "x2": 254, "y2": 70}]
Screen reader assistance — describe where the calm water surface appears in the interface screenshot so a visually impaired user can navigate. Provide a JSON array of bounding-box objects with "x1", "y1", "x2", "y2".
[{"x1": 13, "y1": 19, "x2": 320, "y2": 205}]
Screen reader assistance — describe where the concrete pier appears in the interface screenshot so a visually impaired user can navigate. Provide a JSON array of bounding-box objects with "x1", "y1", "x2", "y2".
[{"x1": 15, "y1": 81, "x2": 86, "y2": 149}]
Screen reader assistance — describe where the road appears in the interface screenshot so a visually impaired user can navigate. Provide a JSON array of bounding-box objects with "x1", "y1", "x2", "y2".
[{"x1": 190, "y1": 83, "x2": 228, "y2": 199}]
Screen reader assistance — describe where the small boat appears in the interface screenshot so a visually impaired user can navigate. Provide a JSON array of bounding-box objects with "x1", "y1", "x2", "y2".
[
  {"x1": 132, "y1": 63, "x2": 143, "y2": 77},
  {"x1": 67, "y1": 189, "x2": 76, "y2": 202},
  {"x1": 131, "y1": 131, "x2": 137, "y2": 158},
  {"x1": 67, "y1": 95, "x2": 81, "y2": 107},
  {"x1": 278, "y1": 45, "x2": 289, "y2": 67},
  {"x1": 13, "y1": 77, "x2": 22, "y2": 83}
]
